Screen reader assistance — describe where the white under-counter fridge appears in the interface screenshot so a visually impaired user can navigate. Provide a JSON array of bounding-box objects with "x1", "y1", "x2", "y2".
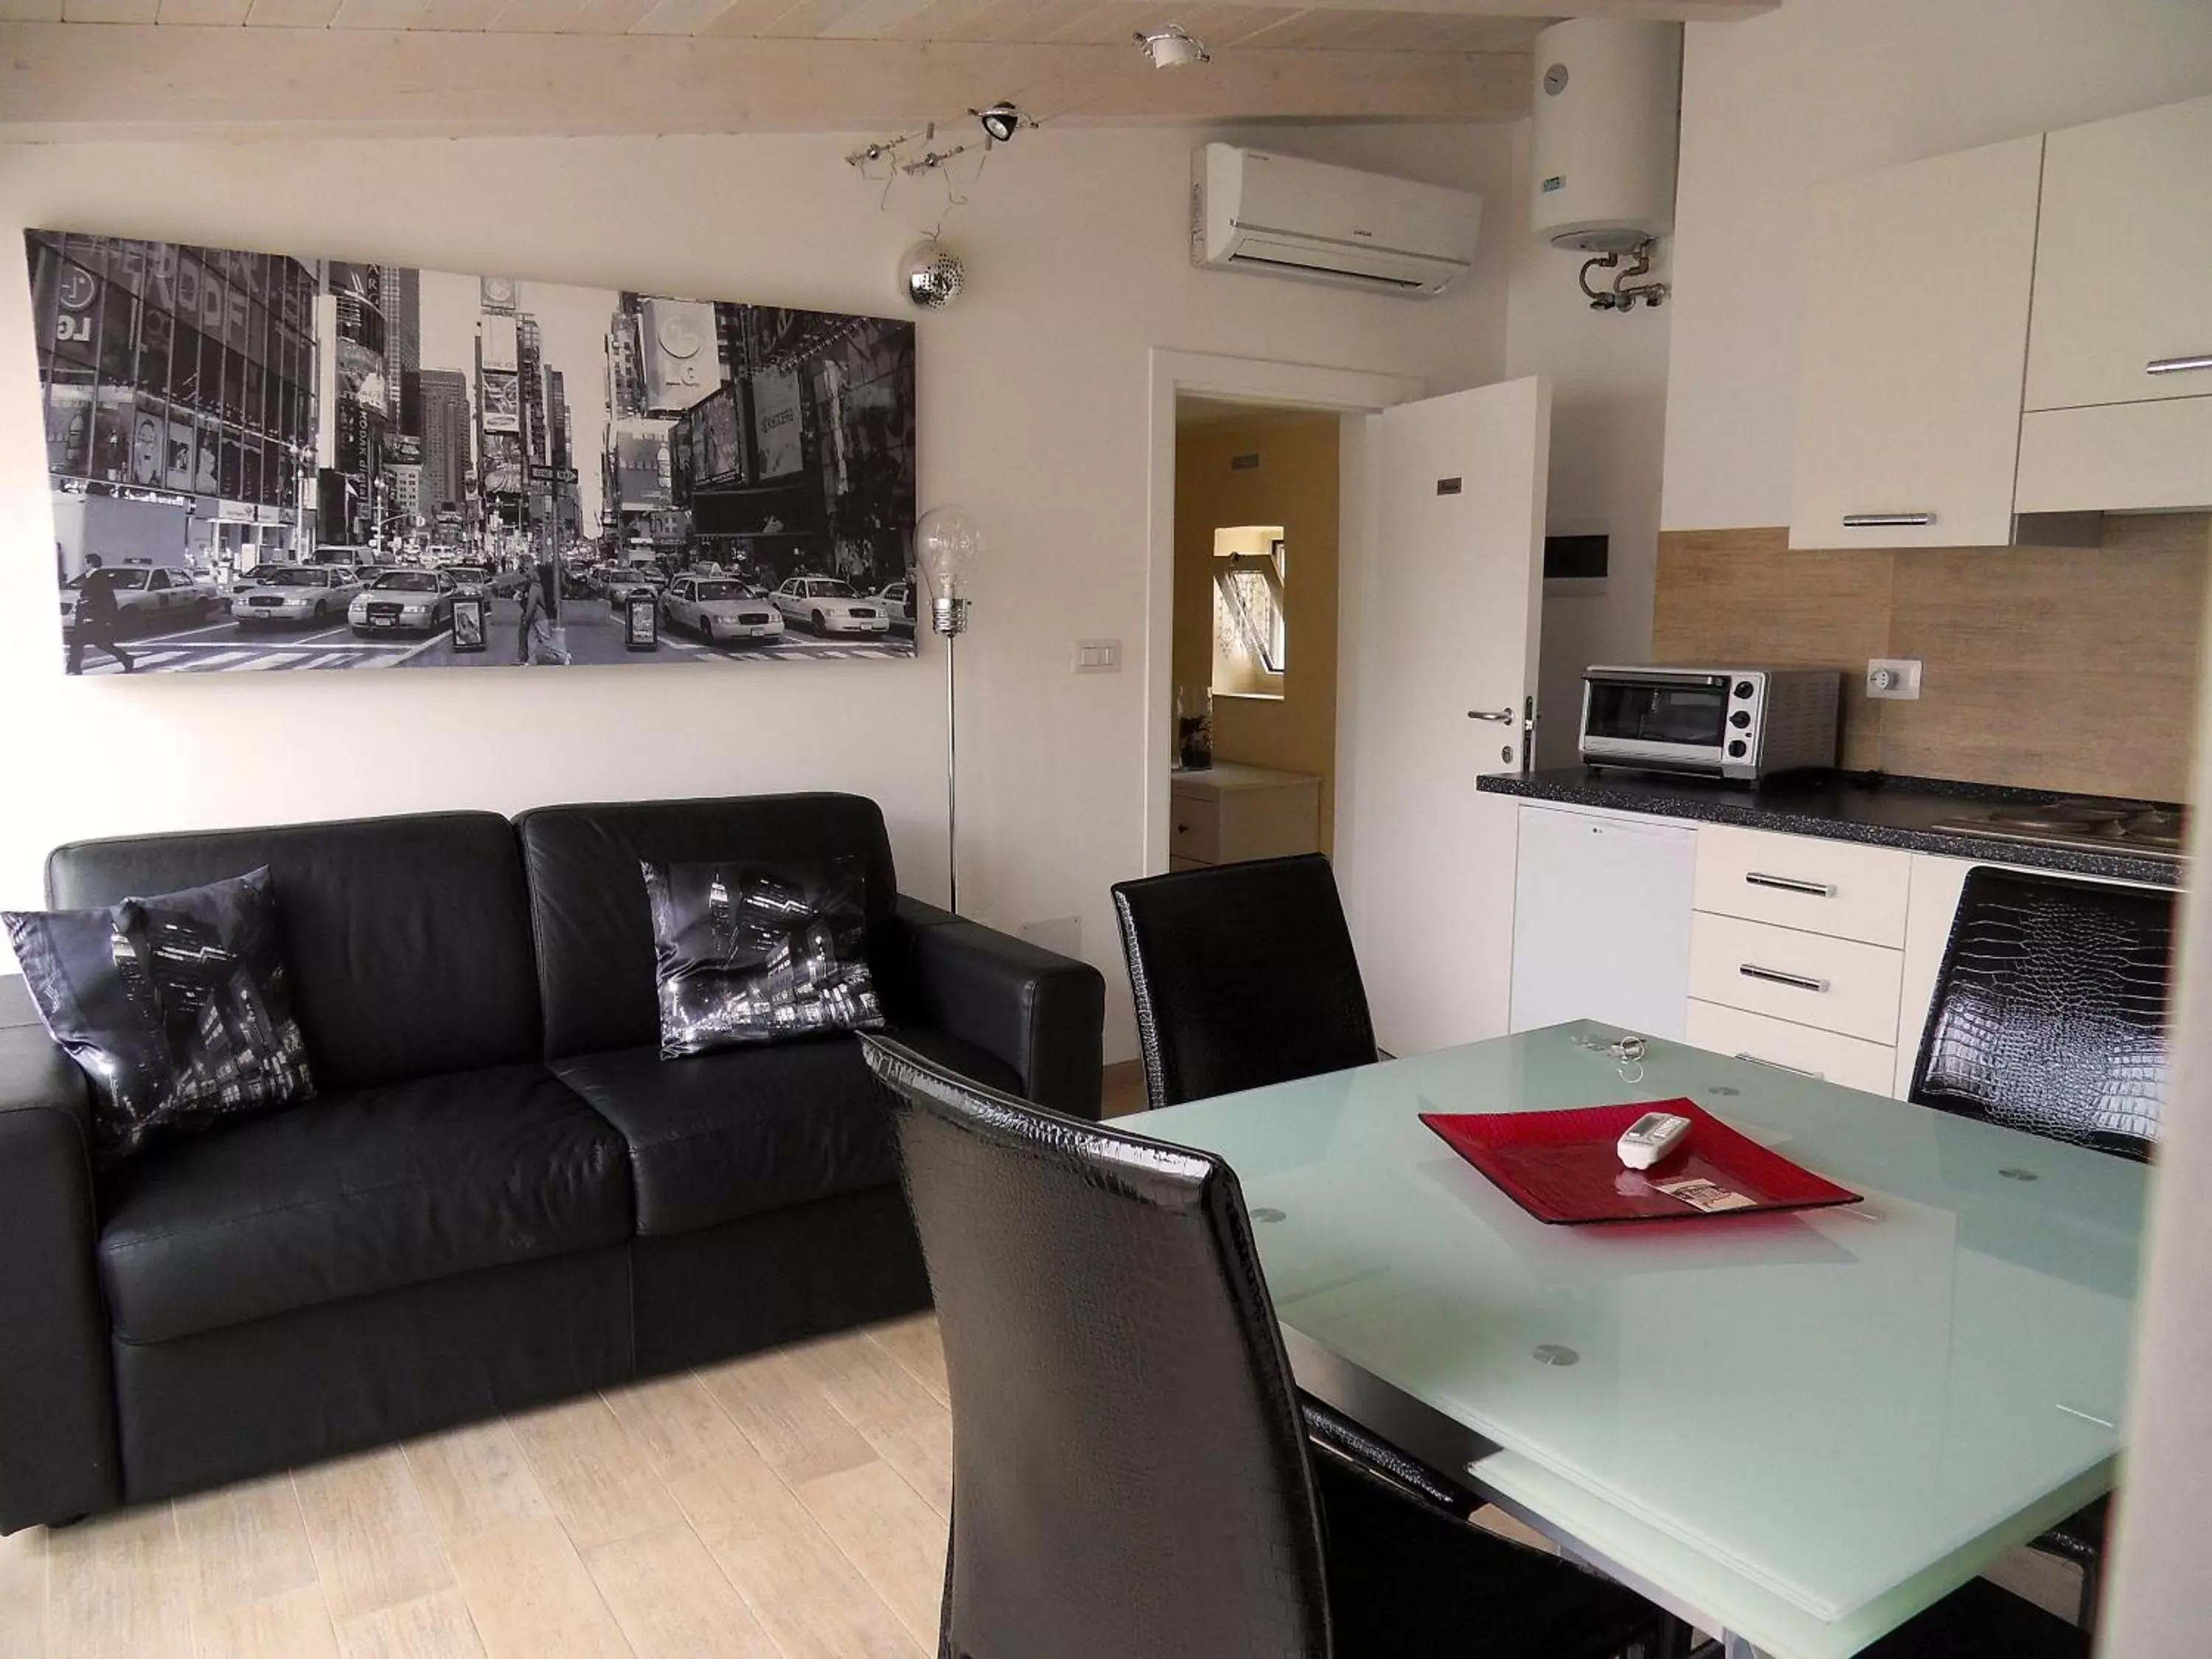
[{"x1": 1508, "y1": 802, "x2": 1696, "y2": 1040}]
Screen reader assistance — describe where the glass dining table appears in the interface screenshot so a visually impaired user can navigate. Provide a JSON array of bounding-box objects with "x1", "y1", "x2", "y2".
[{"x1": 1125, "y1": 1020, "x2": 2146, "y2": 1659}]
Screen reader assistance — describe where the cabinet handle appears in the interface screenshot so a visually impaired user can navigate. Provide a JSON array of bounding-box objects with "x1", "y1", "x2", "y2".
[
  {"x1": 1843, "y1": 513, "x2": 1934, "y2": 529},
  {"x1": 1735, "y1": 1051, "x2": 1826, "y2": 1081},
  {"x1": 1739, "y1": 963, "x2": 1829, "y2": 994},
  {"x1": 1745, "y1": 872, "x2": 1837, "y2": 898},
  {"x1": 2146, "y1": 354, "x2": 2212, "y2": 377}
]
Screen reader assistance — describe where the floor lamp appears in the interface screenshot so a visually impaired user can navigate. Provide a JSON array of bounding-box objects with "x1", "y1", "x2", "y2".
[{"x1": 917, "y1": 507, "x2": 982, "y2": 914}]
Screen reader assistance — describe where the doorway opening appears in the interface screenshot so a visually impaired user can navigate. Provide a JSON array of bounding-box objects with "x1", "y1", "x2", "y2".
[{"x1": 1169, "y1": 400, "x2": 1341, "y2": 863}]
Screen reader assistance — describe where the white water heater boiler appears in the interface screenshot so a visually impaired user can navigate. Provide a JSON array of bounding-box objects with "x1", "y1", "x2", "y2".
[{"x1": 1530, "y1": 18, "x2": 1683, "y2": 253}]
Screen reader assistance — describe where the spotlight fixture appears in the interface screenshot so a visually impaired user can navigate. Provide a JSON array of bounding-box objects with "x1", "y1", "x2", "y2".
[
  {"x1": 1134, "y1": 24, "x2": 1210, "y2": 69},
  {"x1": 975, "y1": 101, "x2": 1023, "y2": 143}
]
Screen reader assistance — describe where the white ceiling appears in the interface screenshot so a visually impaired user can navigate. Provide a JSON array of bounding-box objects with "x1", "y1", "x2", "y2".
[{"x1": 0, "y1": 1, "x2": 1772, "y2": 139}]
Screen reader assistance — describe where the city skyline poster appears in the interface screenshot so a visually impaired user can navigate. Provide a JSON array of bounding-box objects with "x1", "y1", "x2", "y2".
[{"x1": 27, "y1": 230, "x2": 918, "y2": 675}]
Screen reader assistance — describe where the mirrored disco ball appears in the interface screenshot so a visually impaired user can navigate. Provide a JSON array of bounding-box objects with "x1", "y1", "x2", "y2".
[{"x1": 901, "y1": 240, "x2": 967, "y2": 310}]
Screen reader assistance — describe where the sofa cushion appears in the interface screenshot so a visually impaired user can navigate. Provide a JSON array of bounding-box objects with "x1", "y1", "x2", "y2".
[
  {"x1": 6, "y1": 866, "x2": 316, "y2": 1165},
  {"x1": 550, "y1": 1029, "x2": 1020, "y2": 1237},
  {"x1": 516, "y1": 795, "x2": 902, "y2": 1061},
  {"x1": 48, "y1": 813, "x2": 541, "y2": 1092},
  {"x1": 98, "y1": 1062, "x2": 633, "y2": 1344}
]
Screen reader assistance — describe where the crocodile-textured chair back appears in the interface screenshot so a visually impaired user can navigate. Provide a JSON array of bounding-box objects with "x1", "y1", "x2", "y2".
[
  {"x1": 859, "y1": 1032, "x2": 1331, "y2": 1659},
  {"x1": 1911, "y1": 866, "x2": 2177, "y2": 1162},
  {"x1": 1112, "y1": 854, "x2": 1377, "y2": 1112}
]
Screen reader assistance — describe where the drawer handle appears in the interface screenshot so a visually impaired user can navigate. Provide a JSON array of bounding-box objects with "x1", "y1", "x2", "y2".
[
  {"x1": 1735, "y1": 1051, "x2": 1826, "y2": 1082},
  {"x1": 1843, "y1": 512, "x2": 1933, "y2": 528},
  {"x1": 1744, "y1": 872, "x2": 1836, "y2": 898},
  {"x1": 1740, "y1": 963, "x2": 1829, "y2": 994},
  {"x1": 2146, "y1": 354, "x2": 2212, "y2": 376}
]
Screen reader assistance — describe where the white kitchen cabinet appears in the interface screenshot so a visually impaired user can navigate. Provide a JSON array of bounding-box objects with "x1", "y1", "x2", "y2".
[
  {"x1": 2017, "y1": 93, "x2": 2212, "y2": 513},
  {"x1": 2025, "y1": 94, "x2": 2212, "y2": 414},
  {"x1": 1692, "y1": 824, "x2": 1910, "y2": 947},
  {"x1": 1509, "y1": 805, "x2": 1696, "y2": 1040},
  {"x1": 1789, "y1": 135, "x2": 2046, "y2": 550},
  {"x1": 1684, "y1": 1000, "x2": 1899, "y2": 1096},
  {"x1": 1168, "y1": 763, "x2": 1321, "y2": 867}
]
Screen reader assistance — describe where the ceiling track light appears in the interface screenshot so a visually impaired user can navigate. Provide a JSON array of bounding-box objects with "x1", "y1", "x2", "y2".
[
  {"x1": 975, "y1": 101, "x2": 1025, "y2": 143},
  {"x1": 1135, "y1": 24, "x2": 1211, "y2": 69}
]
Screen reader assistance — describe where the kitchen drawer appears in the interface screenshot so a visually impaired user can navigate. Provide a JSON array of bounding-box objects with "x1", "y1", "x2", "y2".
[
  {"x1": 1693, "y1": 826, "x2": 1910, "y2": 947},
  {"x1": 1685, "y1": 999, "x2": 1898, "y2": 1096},
  {"x1": 1688, "y1": 911, "x2": 1904, "y2": 1045},
  {"x1": 1169, "y1": 792, "x2": 1220, "y2": 863}
]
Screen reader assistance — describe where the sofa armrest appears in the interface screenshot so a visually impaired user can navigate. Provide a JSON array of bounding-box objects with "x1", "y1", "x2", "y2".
[
  {"x1": 0, "y1": 978, "x2": 120, "y2": 1531},
  {"x1": 891, "y1": 898, "x2": 1106, "y2": 1119}
]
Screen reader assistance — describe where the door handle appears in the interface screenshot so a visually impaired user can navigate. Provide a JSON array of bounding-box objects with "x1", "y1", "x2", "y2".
[
  {"x1": 1740, "y1": 964, "x2": 1830, "y2": 994},
  {"x1": 1467, "y1": 708, "x2": 1514, "y2": 723},
  {"x1": 2146, "y1": 354, "x2": 2212, "y2": 377}
]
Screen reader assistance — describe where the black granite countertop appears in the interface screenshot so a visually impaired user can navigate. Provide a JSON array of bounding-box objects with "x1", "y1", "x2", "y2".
[{"x1": 1479, "y1": 769, "x2": 2185, "y2": 888}]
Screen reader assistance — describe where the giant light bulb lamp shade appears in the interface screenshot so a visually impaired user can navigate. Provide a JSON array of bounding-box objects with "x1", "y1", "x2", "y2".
[{"x1": 917, "y1": 507, "x2": 982, "y2": 913}]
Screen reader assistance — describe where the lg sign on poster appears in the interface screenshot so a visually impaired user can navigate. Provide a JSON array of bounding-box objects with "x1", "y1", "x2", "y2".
[{"x1": 27, "y1": 230, "x2": 918, "y2": 675}]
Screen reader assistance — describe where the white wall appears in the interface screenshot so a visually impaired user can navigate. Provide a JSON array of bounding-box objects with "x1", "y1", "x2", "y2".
[
  {"x1": 0, "y1": 124, "x2": 1514, "y2": 1058},
  {"x1": 1504, "y1": 119, "x2": 1670, "y2": 766},
  {"x1": 1660, "y1": 0, "x2": 2212, "y2": 531}
]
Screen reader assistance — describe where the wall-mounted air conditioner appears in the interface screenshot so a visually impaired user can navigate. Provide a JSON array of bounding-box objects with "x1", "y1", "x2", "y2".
[{"x1": 1190, "y1": 144, "x2": 1481, "y2": 299}]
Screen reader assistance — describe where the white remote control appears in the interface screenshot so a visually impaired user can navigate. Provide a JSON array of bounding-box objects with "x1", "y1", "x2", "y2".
[{"x1": 1617, "y1": 1111, "x2": 1692, "y2": 1171}]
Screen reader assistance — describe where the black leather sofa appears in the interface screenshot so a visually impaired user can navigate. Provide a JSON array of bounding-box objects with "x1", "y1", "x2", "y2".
[{"x1": 0, "y1": 793, "x2": 1104, "y2": 1534}]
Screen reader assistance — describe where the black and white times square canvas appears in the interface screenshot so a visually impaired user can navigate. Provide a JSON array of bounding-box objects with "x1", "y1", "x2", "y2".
[{"x1": 27, "y1": 231, "x2": 918, "y2": 675}]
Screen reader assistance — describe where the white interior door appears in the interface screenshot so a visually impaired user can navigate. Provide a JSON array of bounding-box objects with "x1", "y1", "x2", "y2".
[{"x1": 1338, "y1": 376, "x2": 1551, "y2": 1057}]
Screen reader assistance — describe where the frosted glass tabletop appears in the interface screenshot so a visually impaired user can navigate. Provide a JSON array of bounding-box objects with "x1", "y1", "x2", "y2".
[{"x1": 1129, "y1": 1022, "x2": 2146, "y2": 1646}]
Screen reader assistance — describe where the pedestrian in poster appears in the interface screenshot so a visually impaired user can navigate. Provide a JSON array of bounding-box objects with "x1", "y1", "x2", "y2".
[
  {"x1": 515, "y1": 577, "x2": 547, "y2": 665},
  {"x1": 66, "y1": 554, "x2": 136, "y2": 675}
]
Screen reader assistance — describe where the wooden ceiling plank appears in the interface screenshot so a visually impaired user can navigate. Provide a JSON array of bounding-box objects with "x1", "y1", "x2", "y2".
[
  {"x1": 413, "y1": 0, "x2": 508, "y2": 25},
  {"x1": 628, "y1": 0, "x2": 737, "y2": 31},
  {"x1": 0, "y1": 21, "x2": 1535, "y2": 131},
  {"x1": 695, "y1": 0, "x2": 810, "y2": 35},
  {"x1": 559, "y1": 0, "x2": 654, "y2": 29},
  {"x1": 157, "y1": 0, "x2": 253, "y2": 23},
  {"x1": 328, "y1": 0, "x2": 430, "y2": 25},
  {"x1": 243, "y1": 0, "x2": 341, "y2": 21},
  {"x1": 482, "y1": 0, "x2": 591, "y2": 27},
  {"x1": 872, "y1": 0, "x2": 1000, "y2": 40}
]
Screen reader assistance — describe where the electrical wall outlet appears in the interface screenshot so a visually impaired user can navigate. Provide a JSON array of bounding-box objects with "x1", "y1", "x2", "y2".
[
  {"x1": 1074, "y1": 639, "x2": 1121, "y2": 673},
  {"x1": 1866, "y1": 658, "x2": 1923, "y2": 700}
]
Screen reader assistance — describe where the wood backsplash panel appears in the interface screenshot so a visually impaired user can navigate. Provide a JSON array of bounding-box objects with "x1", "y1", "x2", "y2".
[
  {"x1": 1881, "y1": 513, "x2": 2209, "y2": 799},
  {"x1": 1652, "y1": 515, "x2": 2212, "y2": 797},
  {"x1": 1651, "y1": 527, "x2": 1894, "y2": 771}
]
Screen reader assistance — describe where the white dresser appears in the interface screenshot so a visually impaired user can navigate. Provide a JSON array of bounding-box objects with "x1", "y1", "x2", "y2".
[{"x1": 1169, "y1": 763, "x2": 1323, "y2": 869}]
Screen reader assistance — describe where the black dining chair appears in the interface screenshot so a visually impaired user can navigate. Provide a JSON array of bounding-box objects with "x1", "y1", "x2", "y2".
[
  {"x1": 1111, "y1": 852, "x2": 1379, "y2": 1113},
  {"x1": 1110, "y1": 853, "x2": 1486, "y2": 1518},
  {"x1": 858, "y1": 1031, "x2": 1669, "y2": 1659},
  {"x1": 1909, "y1": 863, "x2": 2177, "y2": 1630}
]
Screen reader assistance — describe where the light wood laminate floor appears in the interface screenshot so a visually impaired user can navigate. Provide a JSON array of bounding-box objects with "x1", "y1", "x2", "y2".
[
  {"x1": 0, "y1": 1295, "x2": 2082, "y2": 1658},
  {"x1": 3, "y1": 1316, "x2": 955, "y2": 1659}
]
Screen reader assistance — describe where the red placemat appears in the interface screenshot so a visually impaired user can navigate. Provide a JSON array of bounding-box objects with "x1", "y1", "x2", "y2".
[{"x1": 1420, "y1": 1099, "x2": 1861, "y2": 1225}]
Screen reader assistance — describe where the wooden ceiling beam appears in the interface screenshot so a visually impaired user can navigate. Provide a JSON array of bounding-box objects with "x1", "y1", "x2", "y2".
[{"x1": 0, "y1": 21, "x2": 1535, "y2": 136}]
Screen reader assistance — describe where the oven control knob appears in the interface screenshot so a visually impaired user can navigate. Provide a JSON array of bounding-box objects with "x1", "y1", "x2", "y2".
[
  {"x1": 1733, "y1": 680, "x2": 1755, "y2": 698},
  {"x1": 1730, "y1": 710, "x2": 1753, "y2": 729},
  {"x1": 1728, "y1": 740, "x2": 1748, "y2": 758}
]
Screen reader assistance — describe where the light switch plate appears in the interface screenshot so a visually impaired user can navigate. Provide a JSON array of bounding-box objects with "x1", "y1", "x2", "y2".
[
  {"x1": 1074, "y1": 639, "x2": 1121, "y2": 673},
  {"x1": 1866, "y1": 658, "x2": 1923, "y2": 700}
]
